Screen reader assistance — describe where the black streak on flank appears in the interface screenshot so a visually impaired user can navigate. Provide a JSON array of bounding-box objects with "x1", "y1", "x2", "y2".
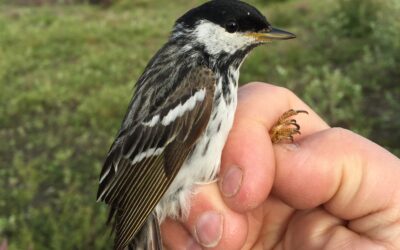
[
  {"x1": 214, "y1": 90, "x2": 221, "y2": 103},
  {"x1": 217, "y1": 121, "x2": 222, "y2": 132},
  {"x1": 202, "y1": 139, "x2": 211, "y2": 156},
  {"x1": 221, "y1": 73, "x2": 231, "y2": 103},
  {"x1": 186, "y1": 143, "x2": 197, "y2": 161},
  {"x1": 212, "y1": 110, "x2": 218, "y2": 121},
  {"x1": 174, "y1": 186, "x2": 183, "y2": 197}
]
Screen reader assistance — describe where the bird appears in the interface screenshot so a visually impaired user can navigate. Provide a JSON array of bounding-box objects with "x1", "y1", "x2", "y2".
[{"x1": 96, "y1": 0, "x2": 304, "y2": 249}]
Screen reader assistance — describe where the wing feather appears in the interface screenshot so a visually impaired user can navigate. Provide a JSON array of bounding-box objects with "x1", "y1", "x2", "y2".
[
  {"x1": 97, "y1": 67, "x2": 216, "y2": 250},
  {"x1": 118, "y1": 158, "x2": 166, "y2": 244}
]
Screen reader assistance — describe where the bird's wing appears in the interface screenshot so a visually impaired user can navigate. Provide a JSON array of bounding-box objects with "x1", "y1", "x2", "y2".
[{"x1": 96, "y1": 66, "x2": 216, "y2": 249}]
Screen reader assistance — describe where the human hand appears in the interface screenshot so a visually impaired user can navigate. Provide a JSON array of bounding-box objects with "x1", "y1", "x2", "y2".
[{"x1": 161, "y1": 83, "x2": 400, "y2": 250}]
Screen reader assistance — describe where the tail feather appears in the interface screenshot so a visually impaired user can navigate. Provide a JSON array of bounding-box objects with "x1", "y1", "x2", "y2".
[
  {"x1": 119, "y1": 212, "x2": 163, "y2": 250},
  {"x1": 147, "y1": 213, "x2": 162, "y2": 250}
]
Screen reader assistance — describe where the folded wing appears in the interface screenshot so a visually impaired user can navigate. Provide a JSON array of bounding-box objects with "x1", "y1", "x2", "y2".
[{"x1": 96, "y1": 67, "x2": 216, "y2": 249}]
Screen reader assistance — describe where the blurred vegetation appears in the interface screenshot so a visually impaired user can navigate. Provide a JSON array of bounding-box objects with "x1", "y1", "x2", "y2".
[{"x1": 0, "y1": 0, "x2": 399, "y2": 249}]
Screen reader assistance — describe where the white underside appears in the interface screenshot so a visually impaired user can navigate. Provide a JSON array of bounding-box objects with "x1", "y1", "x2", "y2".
[{"x1": 155, "y1": 71, "x2": 238, "y2": 222}]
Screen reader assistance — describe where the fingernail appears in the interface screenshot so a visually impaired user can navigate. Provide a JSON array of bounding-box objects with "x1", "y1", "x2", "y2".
[
  {"x1": 187, "y1": 238, "x2": 202, "y2": 250},
  {"x1": 194, "y1": 211, "x2": 223, "y2": 248},
  {"x1": 220, "y1": 166, "x2": 243, "y2": 197}
]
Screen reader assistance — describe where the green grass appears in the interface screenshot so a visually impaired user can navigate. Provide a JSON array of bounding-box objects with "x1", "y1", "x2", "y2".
[{"x1": 0, "y1": 0, "x2": 399, "y2": 249}]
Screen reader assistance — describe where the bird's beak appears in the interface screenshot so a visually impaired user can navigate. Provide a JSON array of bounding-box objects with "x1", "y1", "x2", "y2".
[{"x1": 246, "y1": 27, "x2": 296, "y2": 42}]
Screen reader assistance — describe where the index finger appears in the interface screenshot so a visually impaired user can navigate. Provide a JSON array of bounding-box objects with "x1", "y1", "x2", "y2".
[{"x1": 220, "y1": 82, "x2": 329, "y2": 212}]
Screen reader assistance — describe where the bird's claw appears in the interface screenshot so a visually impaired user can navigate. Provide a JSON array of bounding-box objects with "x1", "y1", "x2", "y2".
[{"x1": 269, "y1": 109, "x2": 308, "y2": 144}]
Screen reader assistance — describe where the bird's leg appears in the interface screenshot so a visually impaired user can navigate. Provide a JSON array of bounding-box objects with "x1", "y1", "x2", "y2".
[{"x1": 269, "y1": 109, "x2": 308, "y2": 144}]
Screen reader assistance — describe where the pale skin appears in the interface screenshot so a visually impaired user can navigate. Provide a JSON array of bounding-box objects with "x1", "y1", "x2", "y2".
[{"x1": 161, "y1": 83, "x2": 400, "y2": 250}]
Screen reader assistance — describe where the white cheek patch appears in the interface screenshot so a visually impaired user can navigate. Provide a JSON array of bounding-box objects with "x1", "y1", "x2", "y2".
[{"x1": 193, "y1": 20, "x2": 255, "y2": 55}]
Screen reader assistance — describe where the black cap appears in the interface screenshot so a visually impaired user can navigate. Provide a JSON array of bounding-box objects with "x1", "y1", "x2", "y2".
[{"x1": 176, "y1": 0, "x2": 271, "y2": 33}]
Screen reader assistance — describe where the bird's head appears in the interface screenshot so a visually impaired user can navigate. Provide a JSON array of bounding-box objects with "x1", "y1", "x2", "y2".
[{"x1": 172, "y1": 0, "x2": 295, "y2": 57}]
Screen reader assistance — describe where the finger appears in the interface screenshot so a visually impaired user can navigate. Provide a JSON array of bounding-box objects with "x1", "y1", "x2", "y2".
[
  {"x1": 277, "y1": 208, "x2": 384, "y2": 250},
  {"x1": 220, "y1": 83, "x2": 329, "y2": 212},
  {"x1": 182, "y1": 184, "x2": 249, "y2": 250},
  {"x1": 161, "y1": 218, "x2": 202, "y2": 250},
  {"x1": 273, "y1": 128, "x2": 400, "y2": 244},
  {"x1": 254, "y1": 195, "x2": 296, "y2": 249},
  {"x1": 236, "y1": 83, "x2": 329, "y2": 138},
  {"x1": 220, "y1": 116, "x2": 274, "y2": 212}
]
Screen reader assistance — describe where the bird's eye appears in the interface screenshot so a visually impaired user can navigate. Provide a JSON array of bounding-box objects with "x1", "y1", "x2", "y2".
[{"x1": 225, "y1": 21, "x2": 238, "y2": 33}]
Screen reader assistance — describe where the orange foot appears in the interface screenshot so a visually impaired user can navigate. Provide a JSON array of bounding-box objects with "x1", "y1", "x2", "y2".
[{"x1": 270, "y1": 109, "x2": 308, "y2": 144}]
